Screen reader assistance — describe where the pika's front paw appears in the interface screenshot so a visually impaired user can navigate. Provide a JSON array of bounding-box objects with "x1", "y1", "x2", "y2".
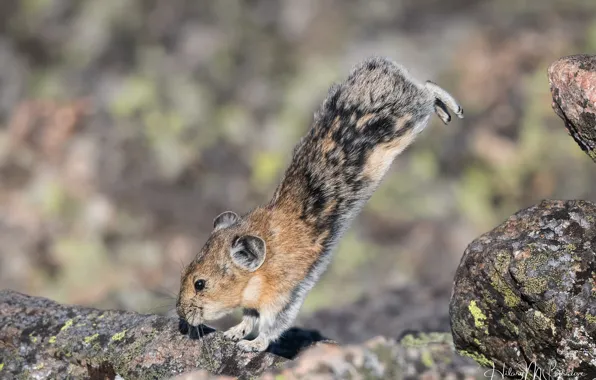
[
  {"x1": 237, "y1": 337, "x2": 269, "y2": 352},
  {"x1": 223, "y1": 324, "x2": 250, "y2": 342}
]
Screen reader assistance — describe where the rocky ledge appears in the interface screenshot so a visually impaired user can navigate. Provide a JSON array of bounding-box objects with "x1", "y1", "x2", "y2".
[{"x1": 0, "y1": 290, "x2": 484, "y2": 379}]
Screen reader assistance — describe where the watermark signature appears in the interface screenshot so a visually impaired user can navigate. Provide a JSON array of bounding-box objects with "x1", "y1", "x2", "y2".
[{"x1": 483, "y1": 361, "x2": 590, "y2": 379}]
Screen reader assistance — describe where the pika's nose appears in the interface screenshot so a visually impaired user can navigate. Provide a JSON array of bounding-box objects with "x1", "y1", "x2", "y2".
[{"x1": 178, "y1": 317, "x2": 190, "y2": 335}]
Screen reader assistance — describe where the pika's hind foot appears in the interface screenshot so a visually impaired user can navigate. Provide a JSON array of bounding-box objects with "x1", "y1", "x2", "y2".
[{"x1": 425, "y1": 81, "x2": 464, "y2": 124}]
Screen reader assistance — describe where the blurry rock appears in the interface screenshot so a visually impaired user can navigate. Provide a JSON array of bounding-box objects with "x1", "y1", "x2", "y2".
[
  {"x1": 259, "y1": 333, "x2": 482, "y2": 380},
  {"x1": 450, "y1": 200, "x2": 596, "y2": 377},
  {"x1": 170, "y1": 370, "x2": 236, "y2": 380},
  {"x1": 302, "y1": 283, "x2": 451, "y2": 344},
  {"x1": 7, "y1": 99, "x2": 90, "y2": 162},
  {"x1": 549, "y1": 54, "x2": 596, "y2": 162}
]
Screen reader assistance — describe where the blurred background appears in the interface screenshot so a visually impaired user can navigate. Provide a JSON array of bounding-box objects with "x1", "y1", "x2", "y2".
[{"x1": 1, "y1": 0, "x2": 596, "y2": 343}]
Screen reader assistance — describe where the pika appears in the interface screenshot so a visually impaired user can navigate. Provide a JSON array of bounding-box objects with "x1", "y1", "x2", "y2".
[{"x1": 177, "y1": 57, "x2": 463, "y2": 352}]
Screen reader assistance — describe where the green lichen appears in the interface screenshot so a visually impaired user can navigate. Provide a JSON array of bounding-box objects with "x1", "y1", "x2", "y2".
[
  {"x1": 494, "y1": 251, "x2": 510, "y2": 272},
  {"x1": 523, "y1": 277, "x2": 548, "y2": 294},
  {"x1": 510, "y1": 252, "x2": 550, "y2": 295},
  {"x1": 420, "y1": 351, "x2": 435, "y2": 367},
  {"x1": 460, "y1": 349, "x2": 493, "y2": 368},
  {"x1": 48, "y1": 336, "x2": 56, "y2": 344},
  {"x1": 400, "y1": 332, "x2": 451, "y2": 347},
  {"x1": 120, "y1": 328, "x2": 158, "y2": 367},
  {"x1": 60, "y1": 319, "x2": 74, "y2": 332},
  {"x1": 482, "y1": 289, "x2": 497, "y2": 306},
  {"x1": 29, "y1": 333, "x2": 37, "y2": 343},
  {"x1": 517, "y1": 249, "x2": 556, "y2": 294},
  {"x1": 490, "y1": 252, "x2": 522, "y2": 306},
  {"x1": 492, "y1": 276, "x2": 521, "y2": 307},
  {"x1": 469, "y1": 301, "x2": 488, "y2": 332},
  {"x1": 111, "y1": 330, "x2": 127, "y2": 342},
  {"x1": 565, "y1": 243, "x2": 577, "y2": 251},
  {"x1": 501, "y1": 318, "x2": 519, "y2": 335},
  {"x1": 83, "y1": 333, "x2": 99, "y2": 344},
  {"x1": 0, "y1": 363, "x2": 4, "y2": 371},
  {"x1": 544, "y1": 300, "x2": 558, "y2": 316},
  {"x1": 586, "y1": 313, "x2": 596, "y2": 324},
  {"x1": 529, "y1": 310, "x2": 556, "y2": 335}
]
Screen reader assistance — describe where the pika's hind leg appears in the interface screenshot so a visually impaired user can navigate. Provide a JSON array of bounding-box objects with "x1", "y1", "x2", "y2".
[
  {"x1": 425, "y1": 81, "x2": 464, "y2": 125},
  {"x1": 223, "y1": 309, "x2": 259, "y2": 341}
]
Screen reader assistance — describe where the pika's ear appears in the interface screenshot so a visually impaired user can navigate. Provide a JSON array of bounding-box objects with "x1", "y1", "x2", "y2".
[
  {"x1": 213, "y1": 211, "x2": 239, "y2": 231},
  {"x1": 230, "y1": 235, "x2": 266, "y2": 272}
]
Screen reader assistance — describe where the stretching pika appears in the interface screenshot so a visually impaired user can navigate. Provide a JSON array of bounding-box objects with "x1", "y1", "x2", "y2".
[{"x1": 176, "y1": 57, "x2": 464, "y2": 352}]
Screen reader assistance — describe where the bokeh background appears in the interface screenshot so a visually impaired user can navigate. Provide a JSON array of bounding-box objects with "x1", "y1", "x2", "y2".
[{"x1": 1, "y1": 0, "x2": 596, "y2": 342}]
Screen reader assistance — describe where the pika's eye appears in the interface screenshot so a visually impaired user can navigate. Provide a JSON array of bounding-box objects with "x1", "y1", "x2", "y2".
[{"x1": 194, "y1": 279, "x2": 206, "y2": 292}]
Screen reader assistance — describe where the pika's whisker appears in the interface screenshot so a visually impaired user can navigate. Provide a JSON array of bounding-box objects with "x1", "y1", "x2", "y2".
[
  {"x1": 145, "y1": 302, "x2": 176, "y2": 315},
  {"x1": 152, "y1": 286, "x2": 178, "y2": 300}
]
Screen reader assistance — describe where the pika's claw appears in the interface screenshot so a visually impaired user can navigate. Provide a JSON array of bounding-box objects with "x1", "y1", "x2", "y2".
[
  {"x1": 425, "y1": 80, "x2": 464, "y2": 124},
  {"x1": 237, "y1": 337, "x2": 269, "y2": 352},
  {"x1": 434, "y1": 100, "x2": 452, "y2": 124}
]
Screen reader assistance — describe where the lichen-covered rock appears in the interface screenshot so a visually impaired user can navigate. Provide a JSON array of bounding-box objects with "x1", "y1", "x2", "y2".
[
  {"x1": 0, "y1": 290, "x2": 484, "y2": 379},
  {"x1": 450, "y1": 200, "x2": 596, "y2": 378},
  {"x1": 177, "y1": 333, "x2": 484, "y2": 380},
  {"x1": 549, "y1": 54, "x2": 596, "y2": 162},
  {"x1": 0, "y1": 290, "x2": 328, "y2": 379}
]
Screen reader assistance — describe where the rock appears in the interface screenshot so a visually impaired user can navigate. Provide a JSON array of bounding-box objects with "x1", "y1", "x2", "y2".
[
  {"x1": 0, "y1": 289, "x2": 484, "y2": 379},
  {"x1": 301, "y1": 283, "x2": 452, "y2": 344},
  {"x1": 177, "y1": 333, "x2": 483, "y2": 380},
  {"x1": 450, "y1": 200, "x2": 596, "y2": 378},
  {"x1": 548, "y1": 54, "x2": 596, "y2": 162},
  {"x1": 261, "y1": 333, "x2": 482, "y2": 380},
  {"x1": 171, "y1": 371, "x2": 236, "y2": 380},
  {"x1": 0, "y1": 290, "x2": 328, "y2": 379}
]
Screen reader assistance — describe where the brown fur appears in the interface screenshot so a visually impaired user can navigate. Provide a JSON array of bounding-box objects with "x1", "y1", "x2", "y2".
[
  {"x1": 177, "y1": 57, "x2": 463, "y2": 352},
  {"x1": 177, "y1": 206, "x2": 322, "y2": 323}
]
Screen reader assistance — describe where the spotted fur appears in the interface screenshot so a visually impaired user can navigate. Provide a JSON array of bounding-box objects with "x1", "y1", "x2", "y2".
[{"x1": 177, "y1": 57, "x2": 464, "y2": 352}]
